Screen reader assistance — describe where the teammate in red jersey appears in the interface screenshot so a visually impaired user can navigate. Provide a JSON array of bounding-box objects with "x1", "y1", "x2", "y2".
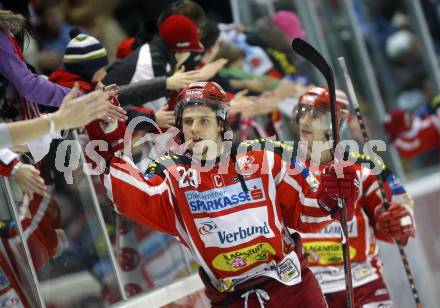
[
  {"x1": 292, "y1": 87, "x2": 416, "y2": 307},
  {"x1": 86, "y1": 81, "x2": 359, "y2": 307}
]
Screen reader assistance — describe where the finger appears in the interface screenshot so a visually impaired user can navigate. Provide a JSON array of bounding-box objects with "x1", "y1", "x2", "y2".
[
  {"x1": 186, "y1": 74, "x2": 203, "y2": 81},
  {"x1": 235, "y1": 89, "x2": 248, "y2": 98},
  {"x1": 159, "y1": 104, "x2": 169, "y2": 111},
  {"x1": 108, "y1": 104, "x2": 127, "y2": 114},
  {"x1": 23, "y1": 177, "x2": 46, "y2": 196},
  {"x1": 105, "y1": 89, "x2": 119, "y2": 98},
  {"x1": 106, "y1": 109, "x2": 128, "y2": 122},
  {"x1": 76, "y1": 90, "x2": 104, "y2": 105},
  {"x1": 30, "y1": 167, "x2": 41, "y2": 175},
  {"x1": 64, "y1": 83, "x2": 80, "y2": 101},
  {"x1": 32, "y1": 181, "x2": 48, "y2": 195},
  {"x1": 27, "y1": 171, "x2": 46, "y2": 188},
  {"x1": 95, "y1": 82, "x2": 104, "y2": 91},
  {"x1": 94, "y1": 107, "x2": 127, "y2": 121},
  {"x1": 31, "y1": 184, "x2": 47, "y2": 196},
  {"x1": 180, "y1": 65, "x2": 185, "y2": 72},
  {"x1": 104, "y1": 84, "x2": 118, "y2": 92},
  {"x1": 184, "y1": 70, "x2": 203, "y2": 76}
]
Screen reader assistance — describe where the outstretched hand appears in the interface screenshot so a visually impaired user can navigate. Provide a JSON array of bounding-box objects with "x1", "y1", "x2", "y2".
[
  {"x1": 12, "y1": 163, "x2": 47, "y2": 197},
  {"x1": 230, "y1": 90, "x2": 256, "y2": 116},
  {"x1": 199, "y1": 58, "x2": 228, "y2": 81},
  {"x1": 155, "y1": 104, "x2": 175, "y2": 128},
  {"x1": 166, "y1": 67, "x2": 203, "y2": 90},
  {"x1": 51, "y1": 84, "x2": 127, "y2": 130}
]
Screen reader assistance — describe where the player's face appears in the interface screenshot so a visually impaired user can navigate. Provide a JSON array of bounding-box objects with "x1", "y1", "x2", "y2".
[
  {"x1": 182, "y1": 105, "x2": 223, "y2": 159},
  {"x1": 298, "y1": 104, "x2": 330, "y2": 143}
]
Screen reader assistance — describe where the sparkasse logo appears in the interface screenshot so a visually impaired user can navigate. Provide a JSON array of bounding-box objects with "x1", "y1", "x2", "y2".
[{"x1": 186, "y1": 178, "x2": 266, "y2": 214}]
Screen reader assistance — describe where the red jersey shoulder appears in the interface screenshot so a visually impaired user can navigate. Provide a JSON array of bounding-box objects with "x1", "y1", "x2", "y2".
[
  {"x1": 145, "y1": 154, "x2": 192, "y2": 178},
  {"x1": 238, "y1": 138, "x2": 295, "y2": 163},
  {"x1": 348, "y1": 152, "x2": 390, "y2": 180}
]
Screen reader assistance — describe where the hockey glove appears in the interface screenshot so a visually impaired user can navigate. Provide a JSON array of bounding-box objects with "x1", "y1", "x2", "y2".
[
  {"x1": 317, "y1": 164, "x2": 359, "y2": 221},
  {"x1": 374, "y1": 203, "x2": 415, "y2": 246},
  {"x1": 85, "y1": 96, "x2": 127, "y2": 163}
]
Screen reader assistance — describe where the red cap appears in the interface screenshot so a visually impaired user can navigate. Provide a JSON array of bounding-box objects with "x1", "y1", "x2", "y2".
[
  {"x1": 116, "y1": 37, "x2": 135, "y2": 59},
  {"x1": 159, "y1": 14, "x2": 204, "y2": 52}
]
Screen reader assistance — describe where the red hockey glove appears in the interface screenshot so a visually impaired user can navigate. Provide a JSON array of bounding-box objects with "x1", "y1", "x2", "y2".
[
  {"x1": 317, "y1": 164, "x2": 359, "y2": 221},
  {"x1": 374, "y1": 203, "x2": 415, "y2": 246},
  {"x1": 85, "y1": 96, "x2": 127, "y2": 162},
  {"x1": 383, "y1": 109, "x2": 412, "y2": 142}
]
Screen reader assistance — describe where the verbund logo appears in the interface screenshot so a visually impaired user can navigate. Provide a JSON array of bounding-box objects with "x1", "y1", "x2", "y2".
[
  {"x1": 186, "y1": 178, "x2": 266, "y2": 214},
  {"x1": 194, "y1": 207, "x2": 275, "y2": 248},
  {"x1": 198, "y1": 221, "x2": 217, "y2": 235},
  {"x1": 218, "y1": 222, "x2": 271, "y2": 244}
]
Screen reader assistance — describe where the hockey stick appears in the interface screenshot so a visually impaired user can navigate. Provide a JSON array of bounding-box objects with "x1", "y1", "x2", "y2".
[
  {"x1": 292, "y1": 38, "x2": 354, "y2": 308},
  {"x1": 338, "y1": 57, "x2": 422, "y2": 308}
]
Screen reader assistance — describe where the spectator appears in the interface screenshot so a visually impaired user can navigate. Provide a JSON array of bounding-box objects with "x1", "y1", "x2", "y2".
[
  {"x1": 1, "y1": 86, "x2": 123, "y2": 150},
  {"x1": 49, "y1": 28, "x2": 196, "y2": 131},
  {"x1": 104, "y1": 14, "x2": 204, "y2": 111},
  {"x1": 34, "y1": 0, "x2": 74, "y2": 75},
  {"x1": 0, "y1": 7, "x2": 70, "y2": 113},
  {"x1": 116, "y1": 0, "x2": 228, "y2": 80},
  {"x1": 66, "y1": 0, "x2": 127, "y2": 62},
  {"x1": 215, "y1": 41, "x2": 278, "y2": 94}
]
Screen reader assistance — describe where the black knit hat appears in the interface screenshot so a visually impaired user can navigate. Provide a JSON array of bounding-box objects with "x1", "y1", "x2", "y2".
[{"x1": 63, "y1": 28, "x2": 108, "y2": 80}]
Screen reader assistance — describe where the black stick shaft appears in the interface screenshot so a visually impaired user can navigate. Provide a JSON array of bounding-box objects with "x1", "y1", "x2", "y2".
[
  {"x1": 292, "y1": 38, "x2": 354, "y2": 308},
  {"x1": 338, "y1": 57, "x2": 422, "y2": 308}
]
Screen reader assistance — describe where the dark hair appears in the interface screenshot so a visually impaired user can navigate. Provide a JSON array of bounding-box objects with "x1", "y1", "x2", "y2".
[
  {"x1": 214, "y1": 41, "x2": 245, "y2": 66},
  {"x1": 1, "y1": 0, "x2": 33, "y2": 48},
  {"x1": 254, "y1": 16, "x2": 294, "y2": 62},
  {"x1": 201, "y1": 19, "x2": 220, "y2": 50},
  {"x1": 157, "y1": 0, "x2": 206, "y2": 34}
]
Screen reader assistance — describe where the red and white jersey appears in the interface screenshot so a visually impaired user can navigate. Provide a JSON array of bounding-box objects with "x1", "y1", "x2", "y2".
[
  {"x1": 394, "y1": 96, "x2": 440, "y2": 159},
  {"x1": 0, "y1": 191, "x2": 62, "y2": 308},
  {"x1": 103, "y1": 139, "x2": 333, "y2": 292},
  {"x1": 0, "y1": 149, "x2": 18, "y2": 177},
  {"x1": 300, "y1": 153, "x2": 415, "y2": 294}
]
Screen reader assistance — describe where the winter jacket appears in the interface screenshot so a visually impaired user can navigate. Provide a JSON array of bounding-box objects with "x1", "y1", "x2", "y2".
[
  {"x1": 103, "y1": 36, "x2": 175, "y2": 110},
  {"x1": 0, "y1": 10, "x2": 69, "y2": 109}
]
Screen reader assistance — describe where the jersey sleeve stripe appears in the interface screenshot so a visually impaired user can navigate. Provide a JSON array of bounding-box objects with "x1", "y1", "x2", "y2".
[
  {"x1": 282, "y1": 175, "x2": 321, "y2": 209},
  {"x1": 300, "y1": 214, "x2": 332, "y2": 223},
  {"x1": 110, "y1": 167, "x2": 168, "y2": 196}
]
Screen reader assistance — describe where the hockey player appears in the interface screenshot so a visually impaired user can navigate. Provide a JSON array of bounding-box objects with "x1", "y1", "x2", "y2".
[
  {"x1": 86, "y1": 81, "x2": 360, "y2": 307},
  {"x1": 292, "y1": 87, "x2": 416, "y2": 307}
]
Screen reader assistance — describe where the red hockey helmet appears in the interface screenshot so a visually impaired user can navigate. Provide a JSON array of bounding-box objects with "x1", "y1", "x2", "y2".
[
  {"x1": 292, "y1": 87, "x2": 350, "y2": 136},
  {"x1": 175, "y1": 81, "x2": 230, "y2": 129},
  {"x1": 297, "y1": 86, "x2": 350, "y2": 118}
]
